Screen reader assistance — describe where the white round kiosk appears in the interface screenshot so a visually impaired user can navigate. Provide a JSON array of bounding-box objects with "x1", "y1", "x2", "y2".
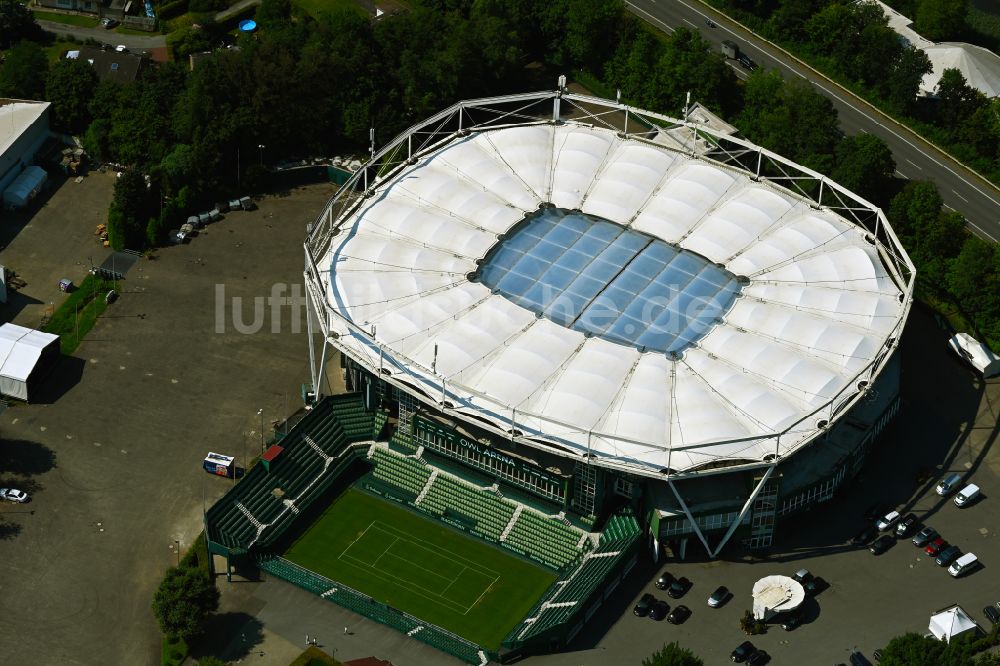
[{"x1": 752, "y1": 575, "x2": 805, "y2": 621}]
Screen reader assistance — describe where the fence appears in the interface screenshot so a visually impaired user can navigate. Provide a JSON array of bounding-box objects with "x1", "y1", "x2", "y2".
[{"x1": 259, "y1": 555, "x2": 491, "y2": 665}]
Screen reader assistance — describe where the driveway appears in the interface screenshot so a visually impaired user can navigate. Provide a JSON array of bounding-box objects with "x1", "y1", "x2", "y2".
[{"x1": 38, "y1": 20, "x2": 167, "y2": 49}]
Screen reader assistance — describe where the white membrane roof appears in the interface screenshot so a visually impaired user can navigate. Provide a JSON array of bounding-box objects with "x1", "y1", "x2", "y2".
[{"x1": 319, "y1": 123, "x2": 908, "y2": 475}]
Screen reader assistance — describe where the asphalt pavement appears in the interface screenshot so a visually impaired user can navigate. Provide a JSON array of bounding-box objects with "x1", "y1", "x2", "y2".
[
  {"x1": 38, "y1": 19, "x2": 167, "y2": 49},
  {"x1": 627, "y1": 0, "x2": 1000, "y2": 243}
]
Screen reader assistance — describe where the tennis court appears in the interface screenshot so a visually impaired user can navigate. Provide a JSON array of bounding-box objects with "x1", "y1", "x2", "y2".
[{"x1": 284, "y1": 488, "x2": 557, "y2": 648}]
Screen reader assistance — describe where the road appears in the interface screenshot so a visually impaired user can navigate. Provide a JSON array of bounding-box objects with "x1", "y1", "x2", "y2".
[
  {"x1": 627, "y1": 0, "x2": 1000, "y2": 242},
  {"x1": 38, "y1": 19, "x2": 167, "y2": 49}
]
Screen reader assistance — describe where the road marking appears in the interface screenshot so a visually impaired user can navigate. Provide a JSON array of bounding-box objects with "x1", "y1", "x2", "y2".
[
  {"x1": 626, "y1": 2, "x2": 675, "y2": 34},
  {"x1": 951, "y1": 190, "x2": 969, "y2": 203},
  {"x1": 683, "y1": 17, "x2": 696, "y2": 27},
  {"x1": 664, "y1": 0, "x2": 1000, "y2": 217},
  {"x1": 905, "y1": 159, "x2": 923, "y2": 170},
  {"x1": 894, "y1": 170, "x2": 910, "y2": 179}
]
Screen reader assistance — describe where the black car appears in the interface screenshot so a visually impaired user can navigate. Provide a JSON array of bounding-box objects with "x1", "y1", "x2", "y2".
[
  {"x1": 984, "y1": 605, "x2": 1000, "y2": 625},
  {"x1": 667, "y1": 604, "x2": 691, "y2": 624},
  {"x1": 633, "y1": 593, "x2": 655, "y2": 617},
  {"x1": 864, "y1": 502, "x2": 890, "y2": 522},
  {"x1": 852, "y1": 525, "x2": 878, "y2": 546},
  {"x1": 870, "y1": 534, "x2": 894, "y2": 555},
  {"x1": 895, "y1": 513, "x2": 919, "y2": 538},
  {"x1": 708, "y1": 585, "x2": 730, "y2": 608},
  {"x1": 781, "y1": 611, "x2": 802, "y2": 631},
  {"x1": 936, "y1": 545, "x2": 962, "y2": 566},
  {"x1": 912, "y1": 526, "x2": 938, "y2": 547},
  {"x1": 747, "y1": 649, "x2": 770, "y2": 666},
  {"x1": 654, "y1": 571, "x2": 674, "y2": 590},
  {"x1": 731, "y1": 640, "x2": 755, "y2": 663},
  {"x1": 737, "y1": 53, "x2": 758, "y2": 70},
  {"x1": 649, "y1": 600, "x2": 669, "y2": 621},
  {"x1": 850, "y1": 651, "x2": 872, "y2": 666},
  {"x1": 667, "y1": 576, "x2": 690, "y2": 599},
  {"x1": 802, "y1": 577, "x2": 824, "y2": 596}
]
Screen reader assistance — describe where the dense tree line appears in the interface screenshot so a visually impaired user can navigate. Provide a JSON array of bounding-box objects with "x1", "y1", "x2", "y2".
[
  {"x1": 711, "y1": 0, "x2": 1000, "y2": 185},
  {"x1": 0, "y1": 0, "x2": 997, "y2": 346}
]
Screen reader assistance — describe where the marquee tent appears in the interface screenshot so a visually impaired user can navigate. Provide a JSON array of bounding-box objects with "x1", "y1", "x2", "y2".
[{"x1": 0, "y1": 323, "x2": 60, "y2": 401}]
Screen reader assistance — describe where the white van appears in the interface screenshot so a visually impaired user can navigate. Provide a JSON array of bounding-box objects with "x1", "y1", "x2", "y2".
[
  {"x1": 948, "y1": 552, "x2": 978, "y2": 577},
  {"x1": 937, "y1": 472, "x2": 963, "y2": 496},
  {"x1": 954, "y1": 484, "x2": 980, "y2": 507}
]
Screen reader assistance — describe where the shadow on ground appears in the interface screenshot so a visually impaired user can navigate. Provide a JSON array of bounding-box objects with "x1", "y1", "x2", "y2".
[
  {"x1": 32, "y1": 355, "x2": 86, "y2": 405},
  {"x1": 190, "y1": 612, "x2": 265, "y2": 662}
]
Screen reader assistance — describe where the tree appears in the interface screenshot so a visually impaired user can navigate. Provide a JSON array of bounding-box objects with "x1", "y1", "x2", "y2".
[
  {"x1": 197, "y1": 658, "x2": 228, "y2": 666},
  {"x1": 45, "y1": 59, "x2": 100, "y2": 134},
  {"x1": 0, "y1": 0, "x2": 40, "y2": 49},
  {"x1": 563, "y1": 0, "x2": 623, "y2": 70},
  {"x1": 887, "y1": 180, "x2": 943, "y2": 239},
  {"x1": 642, "y1": 641, "x2": 704, "y2": 666},
  {"x1": 151, "y1": 566, "x2": 220, "y2": 640},
  {"x1": 107, "y1": 168, "x2": 151, "y2": 250},
  {"x1": 878, "y1": 632, "x2": 947, "y2": 666},
  {"x1": 914, "y1": 0, "x2": 968, "y2": 42},
  {"x1": 0, "y1": 40, "x2": 49, "y2": 100},
  {"x1": 948, "y1": 235, "x2": 1000, "y2": 336},
  {"x1": 830, "y1": 133, "x2": 896, "y2": 206}
]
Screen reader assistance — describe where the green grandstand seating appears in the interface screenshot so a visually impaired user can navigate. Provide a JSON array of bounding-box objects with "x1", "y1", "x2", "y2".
[
  {"x1": 504, "y1": 509, "x2": 584, "y2": 570},
  {"x1": 206, "y1": 395, "x2": 368, "y2": 551},
  {"x1": 388, "y1": 429, "x2": 418, "y2": 453},
  {"x1": 418, "y1": 474, "x2": 516, "y2": 541},
  {"x1": 370, "y1": 447, "x2": 432, "y2": 497},
  {"x1": 373, "y1": 410, "x2": 388, "y2": 440},
  {"x1": 328, "y1": 394, "x2": 376, "y2": 441}
]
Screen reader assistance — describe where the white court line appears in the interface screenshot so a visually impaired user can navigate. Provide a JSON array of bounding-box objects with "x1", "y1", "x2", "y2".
[
  {"x1": 338, "y1": 553, "x2": 470, "y2": 614},
  {"x1": 338, "y1": 522, "x2": 376, "y2": 560},
  {"x1": 468, "y1": 576, "x2": 501, "y2": 613},
  {"x1": 439, "y1": 565, "x2": 468, "y2": 595},
  {"x1": 370, "y1": 536, "x2": 399, "y2": 568},
  {"x1": 371, "y1": 520, "x2": 502, "y2": 578},
  {"x1": 668, "y1": 0, "x2": 1000, "y2": 211}
]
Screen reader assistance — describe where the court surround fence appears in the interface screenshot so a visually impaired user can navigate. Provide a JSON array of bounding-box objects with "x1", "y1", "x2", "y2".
[{"x1": 258, "y1": 554, "x2": 491, "y2": 665}]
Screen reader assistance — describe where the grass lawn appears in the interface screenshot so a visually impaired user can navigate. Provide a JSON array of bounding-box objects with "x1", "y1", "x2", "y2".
[
  {"x1": 43, "y1": 38, "x2": 79, "y2": 63},
  {"x1": 31, "y1": 10, "x2": 99, "y2": 28},
  {"x1": 42, "y1": 274, "x2": 117, "y2": 355},
  {"x1": 292, "y1": 0, "x2": 366, "y2": 21},
  {"x1": 284, "y1": 489, "x2": 556, "y2": 649}
]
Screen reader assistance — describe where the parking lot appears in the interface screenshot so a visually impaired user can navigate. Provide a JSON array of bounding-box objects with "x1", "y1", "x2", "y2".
[
  {"x1": 530, "y1": 304, "x2": 1000, "y2": 666},
  {"x1": 0, "y1": 174, "x2": 340, "y2": 665}
]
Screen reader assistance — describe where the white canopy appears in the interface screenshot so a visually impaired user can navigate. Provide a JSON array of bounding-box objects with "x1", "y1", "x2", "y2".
[
  {"x1": 929, "y1": 605, "x2": 978, "y2": 643},
  {"x1": 0, "y1": 323, "x2": 60, "y2": 401},
  {"x1": 924, "y1": 44, "x2": 1000, "y2": 98},
  {"x1": 320, "y1": 123, "x2": 908, "y2": 476},
  {"x1": 751, "y1": 575, "x2": 804, "y2": 620},
  {"x1": 948, "y1": 333, "x2": 1000, "y2": 377}
]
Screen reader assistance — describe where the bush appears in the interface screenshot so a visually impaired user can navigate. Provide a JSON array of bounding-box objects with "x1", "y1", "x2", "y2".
[{"x1": 157, "y1": 0, "x2": 189, "y2": 20}]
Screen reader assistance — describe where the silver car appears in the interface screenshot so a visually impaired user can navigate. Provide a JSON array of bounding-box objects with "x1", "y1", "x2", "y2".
[{"x1": 0, "y1": 488, "x2": 29, "y2": 503}]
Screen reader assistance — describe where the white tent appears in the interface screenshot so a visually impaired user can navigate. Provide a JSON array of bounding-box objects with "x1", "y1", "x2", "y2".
[
  {"x1": 948, "y1": 333, "x2": 1000, "y2": 377},
  {"x1": 751, "y1": 575, "x2": 805, "y2": 621},
  {"x1": 0, "y1": 323, "x2": 60, "y2": 401},
  {"x1": 3, "y1": 166, "x2": 47, "y2": 209},
  {"x1": 929, "y1": 605, "x2": 979, "y2": 643}
]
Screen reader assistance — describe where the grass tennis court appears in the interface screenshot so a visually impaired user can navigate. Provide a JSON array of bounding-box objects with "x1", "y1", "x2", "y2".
[{"x1": 284, "y1": 489, "x2": 557, "y2": 648}]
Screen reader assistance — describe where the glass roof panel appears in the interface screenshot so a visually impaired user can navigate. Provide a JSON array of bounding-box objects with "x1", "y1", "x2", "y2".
[{"x1": 478, "y1": 208, "x2": 742, "y2": 353}]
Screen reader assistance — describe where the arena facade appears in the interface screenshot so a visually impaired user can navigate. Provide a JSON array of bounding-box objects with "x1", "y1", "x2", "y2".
[{"x1": 303, "y1": 81, "x2": 914, "y2": 559}]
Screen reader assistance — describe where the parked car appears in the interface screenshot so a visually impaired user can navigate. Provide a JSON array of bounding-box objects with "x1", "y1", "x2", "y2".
[
  {"x1": 115, "y1": 44, "x2": 127, "y2": 52},
  {"x1": 747, "y1": 649, "x2": 770, "y2": 666},
  {"x1": 100, "y1": 17, "x2": 119, "y2": 28},
  {"x1": 876, "y1": 510, "x2": 900, "y2": 531},
  {"x1": 870, "y1": 535, "x2": 894, "y2": 555},
  {"x1": 731, "y1": 640, "x2": 755, "y2": 663},
  {"x1": 634, "y1": 593, "x2": 655, "y2": 617},
  {"x1": 792, "y1": 569, "x2": 813, "y2": 584},
  {"x1": 925, "y1": 537, "x2": 948, "y2": 556},
  {"x1": 850, "y1": 651, "x2": 872, "y2": 666},
  {"x1": 239, "y1": 195, "x2": 255, "y2": 211},
  {"x1": 912, "y1": 526, "x2": 938, "y2": 547},
  {"x1": 864, "y1": 503, "x2": 890, "y2": 522},
  {"x1": 667, "y1": 604, "x2": 690, "y2": 624},
  {"x1": 667, "y1": 577, "x2": 690, "y2": 599},
  {"x1": 936, "y1": 545, "x2": 962, "y2": 567},
  {"x1": 948, "y1": 552, "x2": 978, "y2": 577},
  {"x1": 937, "y1": 472, "x2": 963, "y2": 496},
  {"x1": 228, "y1": 198, "x2": 242, "y2": 211},
  {"x1": 0, "y1": 488, "x2": 29, "y2": 503},
  {"x1": 654, "y1": 571, "x2": 674, "y2": 590},
  {"x1": 852, "y1": 525, "x2": 878, "y2": 546},
  {"x1": 984, "y1": 604, "x2": 1000, "y2": 625},
  {"x1": 708, "y1": 585, "x2": 730, "y2": 608},
  {"x1": 802, "y1": 577, "x2": 824, "y2": 596},
  {"x1": 649, "y1": 600, "x2": 669, "y2": 621},
  {"x1": 895, "y1": 513, "x2": 918, "y2": 537},
  {"x1": 954, "y1": 483, "x2": 980, "y2": 507},
  {"x1": 781, "y1": 611, "x2": 802, "y2": 631}
]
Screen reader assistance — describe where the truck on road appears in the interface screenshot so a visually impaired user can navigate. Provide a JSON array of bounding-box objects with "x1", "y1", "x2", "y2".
[{"x1": 721, "y1": 40, "x2": 758, "y2": 71}]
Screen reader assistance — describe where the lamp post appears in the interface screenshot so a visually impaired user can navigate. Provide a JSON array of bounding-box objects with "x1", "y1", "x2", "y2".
[
  {"x1": 258, "y1": 408, "x2": 264, "y2": 454},
  {"x1": 257, "y1": 144, "x2": 265, "y2": 167}
]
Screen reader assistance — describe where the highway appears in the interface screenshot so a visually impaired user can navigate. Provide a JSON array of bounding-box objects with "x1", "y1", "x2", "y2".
[{"x1": 627, "y1": 0, "x2": 1000, "y2": 242}]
